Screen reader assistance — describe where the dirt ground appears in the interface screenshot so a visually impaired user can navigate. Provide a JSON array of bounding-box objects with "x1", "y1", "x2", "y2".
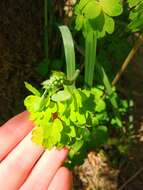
[{"x1": 0, "y1": 1, "x2": 143, "y2": 190}]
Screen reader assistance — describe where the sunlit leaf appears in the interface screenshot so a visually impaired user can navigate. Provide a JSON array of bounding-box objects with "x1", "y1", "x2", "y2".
[{"x1": 24, "y1": 82, "x2": 41, "y2": 96}]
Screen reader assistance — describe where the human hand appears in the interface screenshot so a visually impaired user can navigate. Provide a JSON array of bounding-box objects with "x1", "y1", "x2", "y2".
[{"x1": 0, "y1": 111, "x2": 72, "y2": 190}]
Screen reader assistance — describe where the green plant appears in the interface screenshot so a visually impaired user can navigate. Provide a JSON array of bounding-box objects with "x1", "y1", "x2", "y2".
[
  {"x1": 128, "y1": 0, "x2": 143, "y2": 32},
  {"x1": 75, "y1": 0, "x2": 123, "y2": 87},
  {"x1": 25, "y1": 34, "x2": 128, "y2": 168},
  {"x1": 24, "y1": 0, "x2": 135, "y2": 168}
]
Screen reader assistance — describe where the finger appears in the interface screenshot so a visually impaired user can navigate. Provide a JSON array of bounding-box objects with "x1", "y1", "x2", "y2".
[
  {"x1": 48, "y1": 167, "x2": 73, "y2": 190},
  {"x1": 20, "y1": 148, "x2": 68, "y2": 190},
  {"x1": 0, "y1": 133, "x2": 44, "y2": 190},
  {"x1": 0, "y1": 111, "x2": 34, "y2": 161}
]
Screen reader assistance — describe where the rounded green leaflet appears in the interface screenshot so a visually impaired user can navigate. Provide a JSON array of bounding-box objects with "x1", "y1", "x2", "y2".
[
  {"x1": 70, "y1": 110, "x2": 77, "y2": 122},
  {"x1": 42, "y1": 109, "x2": 52, "y2": 122},
  {"x1": 128, "y1": 0, "x2": 141, "y2": 8},
  {"x1": 68, "y1": 126, "x2": 76, "y2": 138},
  {"x1": 75, "y1": 15, "x2": 84, "y2": 31},
  {"x1": 51, "y1": 90, "x2": 72, "y2": 102},
  {"x1": 57, "y1": 102, "x2": 66, "y2": 114},
  {"x1": 86, "y1": 12, "x2": 105, "y2": 38},
  {"x1": 104, "y1": 14, "x2": 115, "y2": 34},
  {"x1": 76, "y1": 0, "x2": 92, "y2": 12},
  {"x1": 95, "y1": 99, "x2": 106, "y2": 112},
  {"x1": 99, "y1": 0, "x2": 123, "y2": 17},
  {"x1": 91, "y1": 86, "x2": 104, "y2": 99},
  {"x1": 83, "y1": 1, "x2": 101, "y2": 19},
  {"x1": 24, "y1": 95, "x2": 42, "y2": 112},
  {"x1": 61, "y1": 115, "x2": 71, "y2": 125},
  {"x1": 32, "y1": 126, "x2": 44, "y2": 145},
  {"x1": 76, "y1": 112, "x2": 86, "y2": 125},
  {"x1": 42, "y1": 119, "x2": 64, "y2": 149}
]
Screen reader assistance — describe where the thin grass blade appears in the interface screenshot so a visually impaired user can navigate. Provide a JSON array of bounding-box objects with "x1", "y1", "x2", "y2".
[{"x1": 59, "y1": 25, "x2": 76, "y2": 82}]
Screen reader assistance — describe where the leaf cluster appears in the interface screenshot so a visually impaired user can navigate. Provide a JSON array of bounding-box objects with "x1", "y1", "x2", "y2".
[
  {"x1": 24, "y1": 71, "x2": 128, "y2": 167},
  {"x1": 128, "y1": 0, "x2": 143, "y2": 32},
  {"x1": 75, "y1": 0, "x2": 123, "y2": 38}
]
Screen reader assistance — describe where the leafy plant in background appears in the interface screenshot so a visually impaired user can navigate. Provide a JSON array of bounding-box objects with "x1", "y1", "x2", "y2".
[
  {"x1": 128, "y1": 0, "x2": 143, "y2": 32},
  {"x1": 75, "y1": 0, "x2": 124, "y2": 128},
  {"x1": 75, "y1": 0, "x2": 123, "y2": 87},
  {"x1": 24, "y1": 0, "x2": 138, "y2": 168},
  {"x1": 112, "y1": 0, "x2": 143, "y2": 85}
]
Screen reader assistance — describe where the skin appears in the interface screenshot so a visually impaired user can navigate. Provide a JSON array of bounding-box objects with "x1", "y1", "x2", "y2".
[{"x1": 0, "y1": 111, "x2": 73, "y2": 190}]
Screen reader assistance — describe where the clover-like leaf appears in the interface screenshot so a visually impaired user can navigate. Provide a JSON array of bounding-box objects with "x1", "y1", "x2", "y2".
[
  {"x1": 83, "y1": 1, "x2": 101, "y2": 19},
  {"x1": 128, "y1": 0, "x2": 141, "y2": 8},
  {"x1": 75, "y1": 15, "x2": 84, "y2": 30},
  {"x1": 51, "y1": 90, "x2": 72, "y2": 102},
  {"x1": 32, "y1": 126, "x2": 44, "y2": 145},
  {"x1": 75, "y1": 0, "x2": 91, "y2": 13},
  {"x1": 75, "y1": 0, "x2": 123, "y2": 39},
  {"x1": 24, "y1": 95, "x2": 42, "y2": 112},
  {"x1": 42, "y1": 119, "x2": 63, "y2": 149},
  {"x1": 99, "y1": 0, "x2": 123, "y2": 16},
  {"x1": 104, "y1": 14, "x2": 115, "y2": 34}
]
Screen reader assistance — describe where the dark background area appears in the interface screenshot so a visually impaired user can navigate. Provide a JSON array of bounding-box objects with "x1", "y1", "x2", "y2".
[{"x1": 0, "y1": 0, "x2": 43, "y2": 123}]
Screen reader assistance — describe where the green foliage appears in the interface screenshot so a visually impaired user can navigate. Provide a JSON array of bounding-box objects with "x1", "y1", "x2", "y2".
[
  {"x1": 128, "y1": 0, "x2": 143, "y2": 32},
  {"x1": 75, "y1": 0, "x2": 123, "y2": 38},
  {"x1": 24, "y1": 71, "x2": 128, "y2": 167},
  {"x1": 23, "y1": 1, "x2": 136, "y2": 168}
]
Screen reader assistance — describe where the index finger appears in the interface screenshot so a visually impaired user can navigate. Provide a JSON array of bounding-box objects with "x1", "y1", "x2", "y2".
[{"x1": 0, "y1": 111, "x2": 34, "y2": 161}]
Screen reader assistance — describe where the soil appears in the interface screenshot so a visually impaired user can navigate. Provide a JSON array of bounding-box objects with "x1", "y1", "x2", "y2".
[{"x1": 0, "y1": 1, "x2": 143, "y2": 190}]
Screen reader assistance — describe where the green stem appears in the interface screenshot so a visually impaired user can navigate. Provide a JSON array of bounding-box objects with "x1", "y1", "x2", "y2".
[
  {"x1": 44, "y1": 0, "x2": 48, "y2": 59},
  {"x1": 84, "y1": 32, "x2": 97, "y2": 87},
  {"x1": 65, "y1": 69, "x2": 80, "y2": 85}
]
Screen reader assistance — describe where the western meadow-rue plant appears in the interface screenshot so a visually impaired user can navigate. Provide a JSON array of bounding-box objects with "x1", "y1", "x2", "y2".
[{"x1": 24, "y1": 0, "x2": 136, "y2": 168}]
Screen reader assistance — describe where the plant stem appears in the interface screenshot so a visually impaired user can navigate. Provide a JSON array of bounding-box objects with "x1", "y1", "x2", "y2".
[
  {"x1": 112, "y1": 35, "x2": 143, "y2": 85},
  {"x1": 84, "y1": 32, "x2": 97, "y2": 87},
  {"x1": 44, "y1": 0, "x2": 48, "y2": 59}
]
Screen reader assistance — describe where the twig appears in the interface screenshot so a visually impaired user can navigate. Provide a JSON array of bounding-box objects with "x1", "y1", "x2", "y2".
[
  {"x1": 118, "y1": 167, "x2": 143, "y2": 190},
  {"x1": 74, "y1": 40, "x2": 84, "y2": 56},
  {"x1": 112, "y1": 35, "x2": 143, "y2": 85}
]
